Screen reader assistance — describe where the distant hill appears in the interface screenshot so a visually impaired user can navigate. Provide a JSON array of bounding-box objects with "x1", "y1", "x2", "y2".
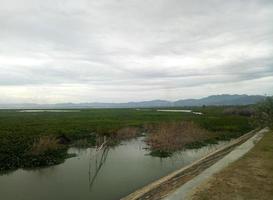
[
  {"x1": 0, "y1": 94, "x2": 267, "y2": 109},
  {"x1": 173, "y1": 94, "x2": 266, "y2": 106}
]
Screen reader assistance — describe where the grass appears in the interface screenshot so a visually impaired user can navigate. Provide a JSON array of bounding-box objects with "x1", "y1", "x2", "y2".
[
  {"x1": 0, "y1": 107, "x2": 252, "y2": 171},
  {"x1": 191, "y1": 131, "x2": 273, "y2": 200}
]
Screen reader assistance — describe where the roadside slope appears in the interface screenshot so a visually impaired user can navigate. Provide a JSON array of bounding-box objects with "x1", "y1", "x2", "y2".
[
  {"x1": 121, "y1": 129, "x2": 261, "y2": 200},
  {"x1": 191, "y1": 130, "x2": 273, "y2": 200}
]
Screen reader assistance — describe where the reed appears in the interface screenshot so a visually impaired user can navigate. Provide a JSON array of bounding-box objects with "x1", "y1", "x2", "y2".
[
  {"x1": 115, "y1": 127, "x2": 140, "y2": 140},
  {"x1": 30, "y1": 136, "x2": 61, "y2": 155},
  {"x1": 146, "y1": 121, "x2": 211, "y2": 153}
]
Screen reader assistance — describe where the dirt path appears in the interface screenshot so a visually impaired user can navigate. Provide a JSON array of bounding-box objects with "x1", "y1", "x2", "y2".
[{"x1": 121, "y1": 129, "x2": 263, "y2": 200}]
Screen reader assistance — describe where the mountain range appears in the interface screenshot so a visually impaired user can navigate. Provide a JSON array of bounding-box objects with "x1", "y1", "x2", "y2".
[{"x1": 0, "y1": 94, "x2": 267, "y2": 109}]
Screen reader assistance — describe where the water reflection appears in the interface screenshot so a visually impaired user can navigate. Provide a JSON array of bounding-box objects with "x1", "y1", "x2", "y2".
[{"x1": 89, "y1": 147, "x2": 110, "y2": 190}]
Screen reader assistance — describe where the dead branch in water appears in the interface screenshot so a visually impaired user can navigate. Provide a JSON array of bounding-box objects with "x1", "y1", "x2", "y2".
[{"x1": 88, "y1": 136, "x2": 109, "y2": 190}]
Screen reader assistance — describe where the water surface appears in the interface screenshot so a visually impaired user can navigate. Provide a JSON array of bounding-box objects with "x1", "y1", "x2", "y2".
[{"x1": 0, "y1": 137, "x2": 226, "y2": 200}]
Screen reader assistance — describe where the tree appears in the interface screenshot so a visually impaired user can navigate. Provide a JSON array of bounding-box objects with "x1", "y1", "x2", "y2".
[{"x1": 253, "y1": 97, "x2": 273, "y2": 128}]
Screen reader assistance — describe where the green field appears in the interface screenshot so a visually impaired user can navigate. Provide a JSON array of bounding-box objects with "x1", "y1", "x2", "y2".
[{"x1": 0, "y1": 107, "x2": 252, "y2": 171}]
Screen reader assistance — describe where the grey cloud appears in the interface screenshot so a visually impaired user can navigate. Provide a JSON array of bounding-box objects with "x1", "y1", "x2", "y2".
[{"x1": 0, "y1": 0, "x2": 273, "y2": 102}]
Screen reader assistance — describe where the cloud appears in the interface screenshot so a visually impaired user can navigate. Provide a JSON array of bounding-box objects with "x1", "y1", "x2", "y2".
[{"x1": 0, "y1": 0, "x2": 272, "y2": 103}]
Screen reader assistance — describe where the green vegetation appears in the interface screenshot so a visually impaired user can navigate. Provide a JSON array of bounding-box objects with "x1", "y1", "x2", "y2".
[
  {"x1": 192, "y1": 131, "x2": 273, "y2": 200},
  {"x1": 0, "y1": 107, "x2": 252, "y2": 171}
]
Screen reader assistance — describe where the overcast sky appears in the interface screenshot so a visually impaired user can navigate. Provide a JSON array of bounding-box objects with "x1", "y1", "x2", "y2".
[{"x1": 0, "y1": 0, "x2": 272, "y2": 103}]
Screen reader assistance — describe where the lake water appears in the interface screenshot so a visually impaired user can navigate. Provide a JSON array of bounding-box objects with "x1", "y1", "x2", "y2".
[{"x1": 0, "y1": 137, "x2": 226, "y2": 200}]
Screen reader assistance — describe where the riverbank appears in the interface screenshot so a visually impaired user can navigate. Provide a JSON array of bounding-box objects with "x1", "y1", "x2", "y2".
[
  {"x1": 121, "y1": 128, "x2": 259, "y2": 200},
  {"x1": 191, "y1": 130, "x2": 273, "y2": 200}
]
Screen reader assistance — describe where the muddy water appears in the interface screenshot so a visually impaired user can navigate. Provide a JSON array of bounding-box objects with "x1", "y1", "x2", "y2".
[{"x1": 0, "y1": 137, "x2": 227, "y2": 200}]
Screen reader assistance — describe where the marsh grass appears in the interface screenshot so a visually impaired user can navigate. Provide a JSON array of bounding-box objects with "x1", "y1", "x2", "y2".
[
  {"x1": 30, "y1": 136, "x2": 61, "y2": 155},
  {"x1": 146, "y1": 121, "x2": 213, "y2": 155},
  {"x1": 114, "y1": 127, "x2": 141, "y2": 140},
  {"x1": 18, "y1": 135, "x2": 69, "y2": 168}
]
